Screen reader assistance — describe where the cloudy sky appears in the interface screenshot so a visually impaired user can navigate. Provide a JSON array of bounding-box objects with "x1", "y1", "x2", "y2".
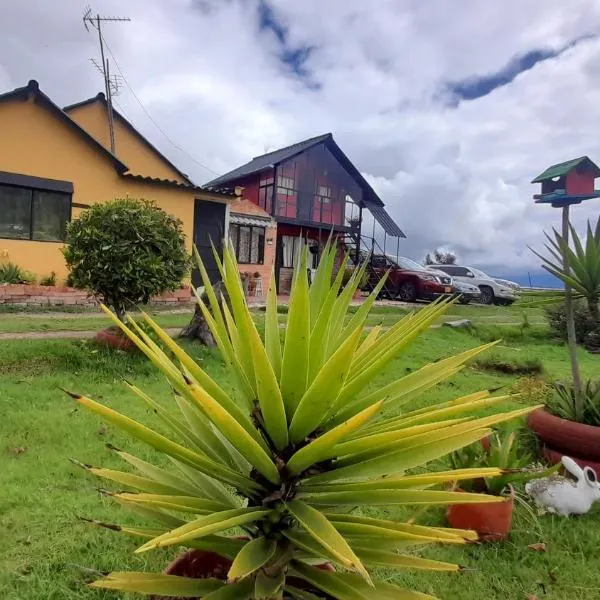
[{"x1": 2, "y1": 0, "x2": 600, "y2": 282}]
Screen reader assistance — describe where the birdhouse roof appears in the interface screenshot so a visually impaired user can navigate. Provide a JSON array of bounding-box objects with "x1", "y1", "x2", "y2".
[{"x1": 531, "y1": 156, "x2": 600, "y2": 183}]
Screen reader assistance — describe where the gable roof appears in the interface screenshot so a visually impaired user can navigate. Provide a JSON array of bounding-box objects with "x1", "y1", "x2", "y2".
[
  {"x1": 0, "y1": 80, "x2": 128, "y2": 173},
  {"x1": 531, "y1": 156, "x2": 600, "y2": 183},
  {"x1": 206, "y1": 133, "x2": 331, "y2": 188},
  {"x1": 205, "y1": 133, "x2": 385, "y2": 206},
  {"x1": 64, "y1": 93, "x2": 194, "y2": 186},
  {"x1": 206, "y1": 132, "x2": 407, "y2": 237}
]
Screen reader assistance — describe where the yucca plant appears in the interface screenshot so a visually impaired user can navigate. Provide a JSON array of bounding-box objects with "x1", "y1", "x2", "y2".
[
  {"x1": 530, "y1": 216, "x2": 600, "y2": 321},
  {"x1": 69, "y1": 239, "x2": 538, "y2": 599}
]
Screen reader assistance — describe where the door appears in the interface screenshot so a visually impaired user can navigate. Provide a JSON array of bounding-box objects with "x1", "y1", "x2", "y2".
[{"x1": 192, "y1": 199, "x2": 226, "y2": 286}]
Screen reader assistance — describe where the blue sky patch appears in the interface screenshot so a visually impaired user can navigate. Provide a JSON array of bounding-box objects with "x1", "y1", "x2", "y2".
[
  {"x1": 449, "y1": 34, "x2": 596, "y2": 102},
  {"x1": 257, "y1": 0, "x2": 315, "y2": 81}
]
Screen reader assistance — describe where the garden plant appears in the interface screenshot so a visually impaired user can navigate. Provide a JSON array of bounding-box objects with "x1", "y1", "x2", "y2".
[{"x1": 69, "y1": 240, "x2": 538, "y2": 599}]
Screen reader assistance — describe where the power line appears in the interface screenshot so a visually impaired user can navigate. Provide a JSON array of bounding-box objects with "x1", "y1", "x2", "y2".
[
  {"x1": 100, "y1": 35, "x2": 219, "y2": 177},
  {"x1": 83, "y1": 6, "x2": 130, "y2": 153}
]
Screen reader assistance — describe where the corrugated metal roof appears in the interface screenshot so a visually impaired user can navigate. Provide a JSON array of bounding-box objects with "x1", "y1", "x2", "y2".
[
  {"x1": 531, "y1": 156, "x2": 600, "y2": 182},
  {"x1": 205, "y1": 134, "x2": 332, "y2": 187},
  {"x1": 230, "y1": 213, "x2": 275, "y2": 227},
  {"x1": 365, "y1": 203, "x2": 406, "y2": 238}
]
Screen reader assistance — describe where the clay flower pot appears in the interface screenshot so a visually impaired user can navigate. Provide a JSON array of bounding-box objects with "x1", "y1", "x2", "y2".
[
  {"x1": 542, "y1": 446, "x2": 600, "y2": 474},
  {"x1": 446, "y1": 488, "x2": 514, "y2": 541},
  {"x1": 155, "y1": 548, "x2": 334, "y2": 600},
  {"x1": 527, "y1": 408, "x2": 600, "y2": 469},
  {"x1": 95, "y1": 326, "x2": 137, "y2": 351}
]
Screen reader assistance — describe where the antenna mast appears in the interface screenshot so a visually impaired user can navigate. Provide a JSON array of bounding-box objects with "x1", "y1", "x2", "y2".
[{"x1": 83, "y1": 6, "x2": 130, "y2": 154}]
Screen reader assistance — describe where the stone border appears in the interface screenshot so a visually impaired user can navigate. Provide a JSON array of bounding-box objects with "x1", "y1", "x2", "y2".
[{"x1": 0, "y1": 284, "x2": 192, "y2": 307}]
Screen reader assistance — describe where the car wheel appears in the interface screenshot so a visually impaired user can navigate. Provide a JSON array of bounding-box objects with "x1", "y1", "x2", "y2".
[
  {"x1": 397, "y1": 281, "x2": 418, "y2": 303},
  {"x1": 479, "y1": 285, "x2": 494, "y2": 305}
]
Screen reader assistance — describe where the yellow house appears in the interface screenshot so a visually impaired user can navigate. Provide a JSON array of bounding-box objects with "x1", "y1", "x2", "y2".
[{"x1": 0, "y1": 80, "x2": 236, "y2": 283}]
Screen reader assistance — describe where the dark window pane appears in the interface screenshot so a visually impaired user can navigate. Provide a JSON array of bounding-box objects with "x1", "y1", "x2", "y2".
[
  {"x1": 257, "y1": 228, "x2": 265, "y2": 263},
  {"x1": 229, "y1": 224, "x2": 239, "y2": 255},
  {"x1": 32, "y1": 191, "x2": 70, "y2": 241},
  {"x1": 265, "y1": 184, "x2": 273, "y2": 213},
  {"x1": 258, "y1": 187, "x2": 266, "y2": 209},
  {"x1": 238, "y1": 226, "x2": 251, "y2": 263},
  {"x1": 250, "y1": 227, "x2": 265, "y2": 264},
  {"x1": 0, "y1": 185, "x2": 31, "y2": 239}
]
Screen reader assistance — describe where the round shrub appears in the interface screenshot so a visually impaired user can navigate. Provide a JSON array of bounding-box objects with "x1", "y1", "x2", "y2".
[
  {"x1": 63, "y1": 198, "x2": 190, "y2": 320},
  {"x1": 545, "y1": 300, "x2": 597, "y2": 344}
]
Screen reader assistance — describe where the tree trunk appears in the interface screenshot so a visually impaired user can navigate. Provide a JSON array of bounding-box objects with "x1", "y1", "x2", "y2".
[
  {"x1": 562, "y1": 205, "x2": 583, "y2": 409},
  {"x1": 179, "y1": 281, "x2": 230, "y2": 345}
]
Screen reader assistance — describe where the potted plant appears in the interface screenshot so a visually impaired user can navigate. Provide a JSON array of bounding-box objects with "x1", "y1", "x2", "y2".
[
  {"x1": 528, "y1": 379, "x2": 600, "y2": 472},
  {"x1": 528, "y1": 217, "x2": 600, "y2": 466},
  {"x1": 69, "y1": 240, "x2": 538, "y2": 599},
  {"x1": 447, "y1": 428, "x2": 554, "y2": 540},
  {"x1": 62, "y1": 198, "x2": 190, "y2": 349}
]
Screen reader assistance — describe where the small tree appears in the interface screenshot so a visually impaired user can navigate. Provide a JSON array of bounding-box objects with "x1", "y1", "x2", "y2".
[
  {"x1": 426, "y1": 248, "x2": 457, "y2": 265},
  {"x1": 63, "y1": 199, "x2": 190, "y2": 321}
]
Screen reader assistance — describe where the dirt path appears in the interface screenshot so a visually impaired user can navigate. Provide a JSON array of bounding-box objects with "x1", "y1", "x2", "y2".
[{"x1": 0, "y1": 327, "x2": 182, "y2": 341}]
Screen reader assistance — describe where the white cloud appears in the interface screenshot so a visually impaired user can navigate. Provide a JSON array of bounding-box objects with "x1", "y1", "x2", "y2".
[{"x1": 2, "y1": 0, "x2": 600, "y2": 277}]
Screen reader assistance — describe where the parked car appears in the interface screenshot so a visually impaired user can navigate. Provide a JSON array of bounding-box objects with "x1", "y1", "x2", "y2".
[
  {"x1": 427, "y1": 264, "x2": 518, "y2": 305},
  {"x1": 453, "y1": 280, "x2": 482, "y2": 304},
  {"x1": 366, "y1": 255, "x2": 455, "y2": 302},
  {"x1": 494, "y1": 278, "x2": 521, "y2": 291}
]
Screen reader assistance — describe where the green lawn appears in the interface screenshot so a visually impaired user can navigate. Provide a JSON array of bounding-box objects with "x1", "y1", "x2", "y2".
[
  {"x1": 0, "y1": 311, "x2": 194, "y2": 334},
  {"x1": 0, "y1": 301, "x2": 545, "y2": 335},
  {"x1": 1, "y1": 313, "x2": 600, "y2": 599}
]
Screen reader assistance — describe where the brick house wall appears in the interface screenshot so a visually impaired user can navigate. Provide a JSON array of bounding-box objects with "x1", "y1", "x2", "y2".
[{"x1": 229, "y1": 199, "x2": 276, "y2": 298}]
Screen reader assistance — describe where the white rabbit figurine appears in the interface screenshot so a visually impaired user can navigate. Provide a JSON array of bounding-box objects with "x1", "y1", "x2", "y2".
[{"x1": 525, "y1": 456, "x2": 600, "y2": 516}]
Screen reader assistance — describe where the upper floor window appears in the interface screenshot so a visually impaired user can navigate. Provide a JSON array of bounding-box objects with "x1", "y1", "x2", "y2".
[
  {"x1": 0, "y1": 183, "x2": 71, "y2": 242},
  {"x1": 258, "y1": 176, "x2": 274, "y2": 213},
  {"x1": 277, "y1": 176, "x2": 295, "y2": 189}
]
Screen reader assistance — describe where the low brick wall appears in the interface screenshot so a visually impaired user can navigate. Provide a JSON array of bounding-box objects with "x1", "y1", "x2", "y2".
[{"x1": 0, "y1": 284, "x2": 193, "y2": 307}]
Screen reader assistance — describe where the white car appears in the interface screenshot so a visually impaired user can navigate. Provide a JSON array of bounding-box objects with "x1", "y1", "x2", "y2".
[
  {"x1": 453, "y1": 280, "x2": 482, "y2": 304},
  {"x1": 427, "y1": 265, "x2": 518, "y2": 305},
  {"x1": 494, "y1": 278, "x2": 521, "y2": 291}
]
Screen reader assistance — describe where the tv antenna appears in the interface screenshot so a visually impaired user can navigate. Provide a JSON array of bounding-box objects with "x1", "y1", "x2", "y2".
[{"x1": 83, "y1": 6, "x2": 130, "y2": 153}]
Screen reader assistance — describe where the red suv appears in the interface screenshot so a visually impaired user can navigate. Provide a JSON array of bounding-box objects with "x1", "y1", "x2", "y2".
[{"x1": 366, "y1": 255, "x2": 455, "y2": 302}]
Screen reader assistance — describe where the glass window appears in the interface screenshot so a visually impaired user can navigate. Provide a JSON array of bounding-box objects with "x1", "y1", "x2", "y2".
[
  {"x1": 32, "y1": 191, "x2": 71, "y2": 241},
  {"x1": 397, "y1": 256, "x2": 424, "y2": 271},
  {"x1": 277, "y1": 176, "x2": 294, "y2": 189},
  {"x1": 0, "y1": 185, "x2": 31, "y2": 240},
  {"x1": 229, "y1": 223, "x2": 265, "y2": 265},
  {"x1": 0, "y1": 184, "x2": 70, "y2": 241},
  {"x1": 258, "y1": 178, "x2": 274, "y2": 213}
]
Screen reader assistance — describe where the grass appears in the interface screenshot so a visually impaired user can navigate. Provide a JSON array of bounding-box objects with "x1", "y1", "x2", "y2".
[
  {"x1": 0, "y1": 311, "x2": 194, "y2": 334},
  {"x1": 1, "y1": 314, "x2": 600, "y2": 599}
]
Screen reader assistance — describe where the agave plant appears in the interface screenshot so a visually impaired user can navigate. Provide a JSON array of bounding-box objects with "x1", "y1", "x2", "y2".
[
  {"x1": 70, "y1": 240, "x2": 537, "y2": 599},
  {"x1": 530, "y1": 216, "x2": 600, "y2": 321}
]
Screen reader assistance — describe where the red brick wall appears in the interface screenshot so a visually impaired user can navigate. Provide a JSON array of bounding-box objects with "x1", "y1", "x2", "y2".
[
  {"x1": 0, "y1": 284, "x2": 192, "y2": 307},
  {"x1": 230, "y1": 199, "x2": 276, "y2": 298}
]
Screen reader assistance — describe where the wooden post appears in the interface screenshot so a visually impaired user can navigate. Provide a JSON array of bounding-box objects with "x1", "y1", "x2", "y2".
[{"x1": 562, "y1": 204, "x2": 582, "y2": 400}]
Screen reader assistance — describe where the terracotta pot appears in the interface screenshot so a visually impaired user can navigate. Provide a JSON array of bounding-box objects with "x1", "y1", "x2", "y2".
[
  {"x1": 542, "y1": 445, "x2": 600, "y2": 473},
  {"x1": 95, "y1": 327, "x2": 136, "y2": 351},
  {"x1": 446, "y1": 489, "x2": 514, "y2": 541},
  {"x1": 156, "y1": 548, "x2": 334, "y2": 600},
  {"x1": 527, "y1": 408, "x2": 600, "y2": 461}
]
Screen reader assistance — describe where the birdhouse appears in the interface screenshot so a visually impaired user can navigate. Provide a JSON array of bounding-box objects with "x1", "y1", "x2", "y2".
[{"x1": 532, "y1": 156, "x2": 600, "y2": 207}]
